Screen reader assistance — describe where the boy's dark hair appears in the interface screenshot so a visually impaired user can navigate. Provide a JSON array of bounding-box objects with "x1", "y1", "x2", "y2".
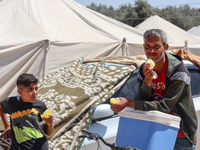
[{"x1": 17, "y1": 73, "x2": 38, "y2": 87}]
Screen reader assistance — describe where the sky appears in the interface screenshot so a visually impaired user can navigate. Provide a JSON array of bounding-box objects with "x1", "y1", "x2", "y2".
[{"x1": 74, "y1": 0, "x2": 200, "y2": 9}]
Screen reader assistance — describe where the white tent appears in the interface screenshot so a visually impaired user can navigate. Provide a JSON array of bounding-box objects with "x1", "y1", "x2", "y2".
[
  {"x1": 187, "y1": 26, "x2": 200, "y2": 55},
  {"x1": 0, "y1": 0, "x2": 145, "y2": 101},
  {"x1": 135, "y1": 15, "x2": 200, "y2": 55},
  {"x1": 188, "y1": 25, "x2": 200, "y2": 37}
]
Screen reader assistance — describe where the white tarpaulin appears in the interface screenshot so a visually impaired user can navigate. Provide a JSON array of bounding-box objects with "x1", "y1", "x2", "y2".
[
  {"x1": 187, "y1": 26, "x2": 200, "y2": 55},
  {"x1": 135, "y1": 15, "x2": 200, "y2": 55},
  {"x1": 188, "y1": 25, "x2": 200, "y2": 37},
  {"x1": 0, "y1": 0, "x2": 145, "y2": 100}
]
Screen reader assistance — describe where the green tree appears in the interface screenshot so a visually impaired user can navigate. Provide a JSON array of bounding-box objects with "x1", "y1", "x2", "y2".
[
  {"x1": 178, "y1": 5, "x2": 200, "y2": 30},
  {"x1": 87, "y1": 1, "x2": 200, "y2": 31},
  {"x1": 133, "y1": 0, "x2": 153, "y2": 26},
  {"x1": 87, "y1": 3, "x2": 115, "y2": 18},
  {"x1": 115, "y1": 4, "x2": 137, "y2": 26},
  {"x1": 154, "y1": 5, "x2": 200, "y2": 30}
]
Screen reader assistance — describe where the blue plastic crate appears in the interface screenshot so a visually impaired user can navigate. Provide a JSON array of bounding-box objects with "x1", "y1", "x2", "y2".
[{"x1": 116, "y1": 110, "x2": 180, "y2": 150}]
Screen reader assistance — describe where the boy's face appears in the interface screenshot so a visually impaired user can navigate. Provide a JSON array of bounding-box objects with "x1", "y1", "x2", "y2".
[{"x1": 17, "y1": 83, "x2": 38, "y2": 103}]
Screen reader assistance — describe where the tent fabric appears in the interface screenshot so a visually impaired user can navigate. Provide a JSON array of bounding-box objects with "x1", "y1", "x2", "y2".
[
  {"x1": 135, "y1": 15, "x2": 200, "y2": 48},
  {"x1": 188, "y1": 25, "x2": 200, "y2": 37},
  {"x1": 0, "y1": 0, "x2": 145, "y2": 101},
  {"x1": 187, "y1": 26, "x2": 200, "y2": 55}
]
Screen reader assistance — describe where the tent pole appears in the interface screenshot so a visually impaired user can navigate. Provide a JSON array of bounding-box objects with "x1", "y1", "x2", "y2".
[
  {"x1": 122, "y1": 37, "x2": 127, "y2": 56},
  {"x1": 184, "y1": 40, "x2": 190, "y2": 52}
]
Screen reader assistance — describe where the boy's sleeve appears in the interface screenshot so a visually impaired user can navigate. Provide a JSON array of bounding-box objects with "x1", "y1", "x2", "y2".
[
  {"x1": 0, "y1": 98, "x2": 9, "y2": 114},
  {"x1": 41, "y1": 101, "x2": 48, "y2": 114}
]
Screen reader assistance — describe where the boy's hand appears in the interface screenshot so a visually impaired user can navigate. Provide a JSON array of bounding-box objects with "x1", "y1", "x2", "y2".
[
  {"x1": 42, "y1": 115, "x2": 54, "y2": 136},
  {"x1": 0, "y1": 127, "x2": 11, "y2": 141},
  {"x1": 42, "y1": 115, "x2": 53, "y2": 126}
]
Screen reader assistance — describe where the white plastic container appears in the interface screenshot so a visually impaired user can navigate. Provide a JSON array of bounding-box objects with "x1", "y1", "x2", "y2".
[{"x1": 116, "y1": 110, "x2": 181, "y2": 150}]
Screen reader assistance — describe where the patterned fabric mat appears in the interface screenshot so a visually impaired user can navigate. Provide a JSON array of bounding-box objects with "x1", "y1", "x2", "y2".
[{"x1": 38, "y1": 58, "x2": 135, "y2": 150}]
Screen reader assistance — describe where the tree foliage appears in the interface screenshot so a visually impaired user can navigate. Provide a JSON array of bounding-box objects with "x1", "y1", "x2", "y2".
[
  {"x1": 87, "y1": 0, "x2": 200, "y2": 31},
  {"x1": 115, "y1": 4, "x2": 137, "y2": 26},
  {"x1": 134, "y1": 0, "x2": 153, "y2": 26}
]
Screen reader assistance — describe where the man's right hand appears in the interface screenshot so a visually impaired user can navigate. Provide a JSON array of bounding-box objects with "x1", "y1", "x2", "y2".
[
  {"x1": 143, "y1": 62, "x2": 154, "y2": 87},
  {"x1": 110, "y1": 97, "x2": 135, "y2": 113}
]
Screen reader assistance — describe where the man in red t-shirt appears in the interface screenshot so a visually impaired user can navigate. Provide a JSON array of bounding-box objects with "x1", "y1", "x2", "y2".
[
  {"x1": 151, "y1": 58, "x2": 185, "y2": 139},
  {"x1": 111, "y1": 29, "x2": 197, "y2": 150}
]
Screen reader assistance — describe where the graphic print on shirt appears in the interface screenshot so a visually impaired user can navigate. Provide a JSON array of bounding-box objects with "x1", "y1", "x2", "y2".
[
  {"x1": 11, "y1": 108, "x2": 43, "y2": 144},
  {"x1": 151, "y1": 58, "x2": 168, "y2": 101},
  {"x1": 151, "y1": 82, "x2": 166, "y2": 101}
]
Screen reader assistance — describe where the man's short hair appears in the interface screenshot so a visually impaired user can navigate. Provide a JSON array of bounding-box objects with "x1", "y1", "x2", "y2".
[
  {"x1": 143, "y1": 29, "x2": 168, "y2": 45},
  {"x1": 17, "y1": 73, "x2": 38, "y2": 88}
]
